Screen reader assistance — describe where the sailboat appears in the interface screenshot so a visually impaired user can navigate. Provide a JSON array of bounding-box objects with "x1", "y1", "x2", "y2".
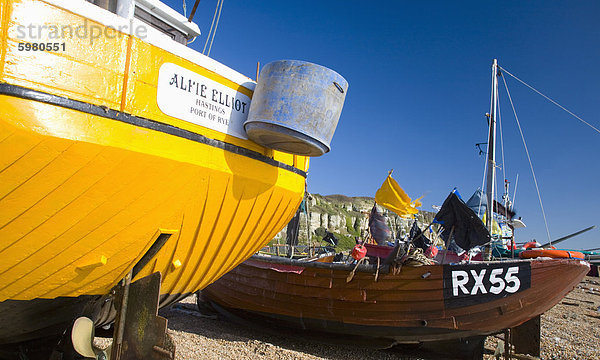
[
  {"x1": 201, "y1": 60, "x2": 590, "y2": 358},
  {"x1": 0, "y1": 0, "x2": 347, "y2": 354}
]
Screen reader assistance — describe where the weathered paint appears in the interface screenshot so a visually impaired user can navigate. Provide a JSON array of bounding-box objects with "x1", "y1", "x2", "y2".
[
  {"x1": 204, "y1": 256, "x2": 588, "y2": 343},
  {"x1": 245, "y1": 60, "x2": 348, "y2": 156}
]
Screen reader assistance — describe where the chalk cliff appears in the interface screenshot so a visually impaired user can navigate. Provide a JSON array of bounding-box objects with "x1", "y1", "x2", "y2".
[{"x1": 273, "y1": 194, "x2": 435, "y2": 250}]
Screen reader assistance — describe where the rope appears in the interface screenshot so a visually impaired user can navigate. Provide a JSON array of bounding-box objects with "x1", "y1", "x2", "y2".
[
  {"x1": 203, "y1": 0, "x2": 220, "y2": 54},
  {"x1": 404, "y1": 247, "x2": 435, "y2": 267},
  {"x1": 500, "y1": 74, "x2": 552, "y2": 245},
  {"x1": 499, "y1": 66, "x2": 600, "y2": 135},
  {"x1": 206, "y1": 0, "x2": 224, "y2": 57}
]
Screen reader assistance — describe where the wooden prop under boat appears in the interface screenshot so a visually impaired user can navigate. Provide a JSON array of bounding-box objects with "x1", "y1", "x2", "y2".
[
  {"x1": 0, "y1": 0, "x2": 347, "y2": 347},
  {"x1": 203, "y1": 254, "x2": 589, "y2": 345}
]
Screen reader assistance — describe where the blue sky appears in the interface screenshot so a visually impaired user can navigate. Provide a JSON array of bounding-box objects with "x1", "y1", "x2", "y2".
[{"x1": 167, "y1": 0, "x2": 599, "y2": 250}]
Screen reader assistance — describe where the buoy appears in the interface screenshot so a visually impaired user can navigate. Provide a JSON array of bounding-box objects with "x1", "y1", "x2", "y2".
[
  {"x1": 351, "y1": 244, "x2": 367, "y2": 261},
  {"x1": 519, "y1": 249, "x2": 585, "y2": 260},
  {"x1": 425, "y1": 245, "x2": 439, "y2": 259}
]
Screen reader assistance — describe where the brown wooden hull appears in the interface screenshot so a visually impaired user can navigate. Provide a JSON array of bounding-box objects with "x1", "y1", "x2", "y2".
[{"x1": 203, "y1": 255, "x2": 589, "y2": 343}]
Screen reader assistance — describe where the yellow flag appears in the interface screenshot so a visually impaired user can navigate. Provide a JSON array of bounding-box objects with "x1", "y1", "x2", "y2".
[
  {"x1": 375, "y1": 174, "x2": 421, "y2": 217},
  {"x1": 413, "y1": 195, "x2": 424, "y2": 208},
  {"x1": 482, "y1": 213, "x2": 502, "y2": 235}
]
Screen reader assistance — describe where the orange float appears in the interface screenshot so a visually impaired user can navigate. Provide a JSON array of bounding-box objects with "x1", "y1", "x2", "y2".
[{"x1": 519, "y1": 249, "x2": 585, "y2": 260}]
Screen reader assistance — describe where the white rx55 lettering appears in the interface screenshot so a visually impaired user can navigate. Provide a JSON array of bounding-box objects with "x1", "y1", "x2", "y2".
[{"x1": 451, "y1": 266, "x2": 521, "y2": 296}]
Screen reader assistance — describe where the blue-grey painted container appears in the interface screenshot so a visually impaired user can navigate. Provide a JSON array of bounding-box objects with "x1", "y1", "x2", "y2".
[{"x1": 245, "y1": 60, "x2": 348, "y2": 156}]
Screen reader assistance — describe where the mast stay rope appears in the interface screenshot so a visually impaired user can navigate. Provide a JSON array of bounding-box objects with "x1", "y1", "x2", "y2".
[
  {"x1": 203, "y1": 0, "x2": 224, "y2": 56},
  {"x1": 478, "y1": 129, "x2": 488, "y2": 218},
  {"x1": 499, "y1": 66, "x2": 600, "y2": 135},
  {"x1": 497, "y1": 96, "x2": 507, "y2": 194},
  {"x1": 206, "y1": 0, "x2": 224, "y2": 56},
  {"x1": 500, "y1": 74, "x2": 552, "y2": 245}
]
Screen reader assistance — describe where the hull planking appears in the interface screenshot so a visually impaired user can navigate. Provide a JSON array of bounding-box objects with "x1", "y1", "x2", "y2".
[
  {"x1": 203, "y1": 255, "x2": 589, "y2": 343},
  {"x1": 0, "y1": 0, "x2": 308, "y2": 343}
]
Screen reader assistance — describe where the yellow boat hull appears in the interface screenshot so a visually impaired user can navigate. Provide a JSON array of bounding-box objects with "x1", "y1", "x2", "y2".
[{"x1": 0, "y1": 0, "x2": 308, "y2": 342}]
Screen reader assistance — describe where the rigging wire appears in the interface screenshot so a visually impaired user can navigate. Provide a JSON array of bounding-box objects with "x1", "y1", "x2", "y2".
[
  {"x1": 500, "y1": 74, "x2": 552, "y2": 245},
  {"x1": 206, "y1": 0, "x2": 224, "y2": 57},
  {"x1": 478, "y1": 64, "x2": 497, "y2": 220},
  {"x1": 203, "y1": 0, "x2": 221, "y2": 54},
  {"x1": 493, "y1": 78, "x2": 502, "y2": 214},
  {"x1": 497, "y1": 97, "x2": 513, "y2": 216},
  {"x1": 497, "y1": 95, "x2": 507, "y2": 194},
  {"x1": 493, "y1": 124, "x2": 501, "y2": 226},
  {"x1": 477, "y1": 136, "x2": 488, "y2": 218},
  {"x1": 512, "y1": 173, "x2": 519, "y2": 211},
  {"x1": 182, "y1": 0, "x2": 187, "y2": 17},
  {"x1": 494, "y1": 166, "x2": 499, "y2": 223},
  {"x1": 498, "y1": 66, "x2": 600, "y2": 135}
]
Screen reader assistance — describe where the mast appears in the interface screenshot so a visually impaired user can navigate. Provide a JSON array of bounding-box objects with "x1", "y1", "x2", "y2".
[{"x1": 484, "y1": 59, "x2": 499, "y2": 260}]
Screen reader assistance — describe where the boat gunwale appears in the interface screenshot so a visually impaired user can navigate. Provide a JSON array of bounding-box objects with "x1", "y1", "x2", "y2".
[
  {"x1": 0, "y1": 83, "x2": 307, "y2": 178},
  {"x1": 249, "y1": 253, "x2": 589, "y2": 274}
]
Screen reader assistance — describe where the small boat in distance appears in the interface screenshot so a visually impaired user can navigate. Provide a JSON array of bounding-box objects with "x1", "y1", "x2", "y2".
[{"x1": 0, "y1": 0, "x2": 347, "y2": 353}]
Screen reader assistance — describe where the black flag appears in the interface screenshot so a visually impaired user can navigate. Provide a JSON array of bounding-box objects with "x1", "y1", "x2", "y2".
[
  {"x1": 434, "y1": 192, "x2": 490, "y2": 250},
  {"x1": 409, "y1": 220, "x2": 431, "y2": 250}
]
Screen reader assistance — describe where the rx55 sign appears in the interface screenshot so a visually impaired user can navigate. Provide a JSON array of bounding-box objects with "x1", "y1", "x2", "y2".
[{"x1": 443, "y1": 262, "x2": 531, "y2": 308}]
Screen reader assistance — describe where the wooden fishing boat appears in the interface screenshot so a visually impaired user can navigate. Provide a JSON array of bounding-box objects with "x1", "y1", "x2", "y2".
[
  {"x1": 203, "y1": 253, "x2": 589, "y2": 344},
  {"x1": 203, "y1": 60, "x2": 590, "y2": 358},
  {"x1": 0, "y1": 0, "x2": 347, "y2": 349},
  {"x1": 203, "y1": 190, "x2": 589, "y2": 353}
]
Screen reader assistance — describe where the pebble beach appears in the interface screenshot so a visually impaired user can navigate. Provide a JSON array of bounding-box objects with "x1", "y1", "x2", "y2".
[{"x1": 159, "y1": 277, "x2": 600, "y2": 360}]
